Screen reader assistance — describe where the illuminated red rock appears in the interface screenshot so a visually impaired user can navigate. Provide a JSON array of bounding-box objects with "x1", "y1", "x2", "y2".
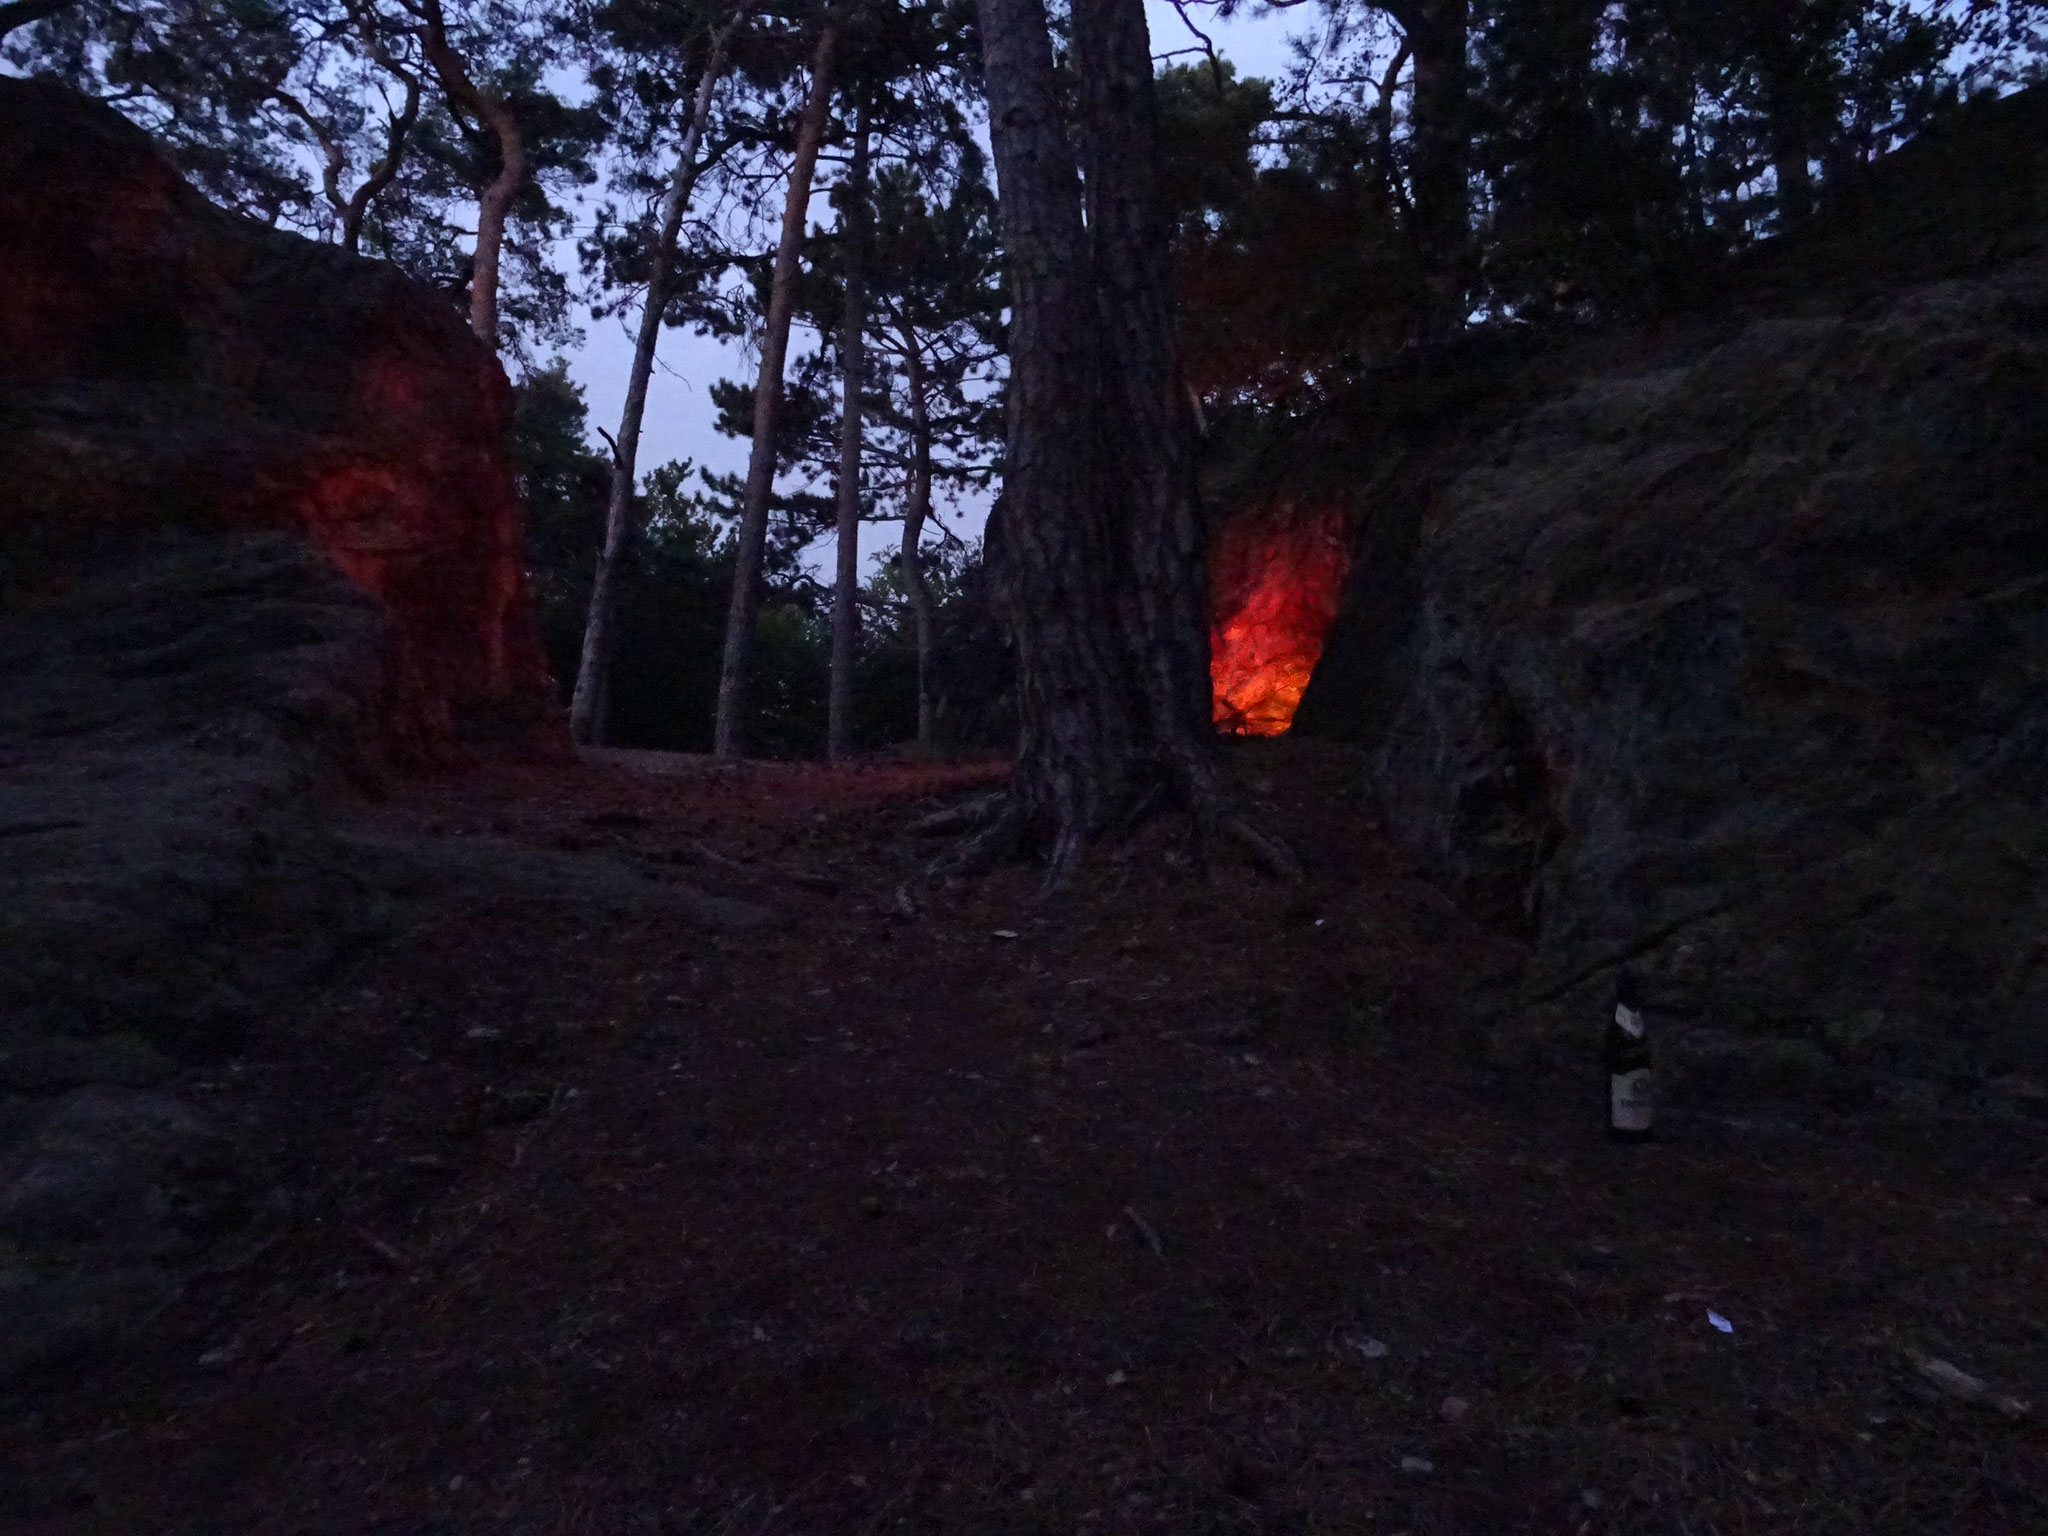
[
  {"x1": 1209, "y1": 503, "x2": 1350, "y2": 736},
  {"x1": 0, "y1": 77, "x2": 557, "y2": 758}
]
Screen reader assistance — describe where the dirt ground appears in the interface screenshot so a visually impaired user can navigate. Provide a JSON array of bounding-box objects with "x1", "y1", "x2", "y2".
[{"x1": 5, "y1": 739, "x2": 2044, "y2": 1534}]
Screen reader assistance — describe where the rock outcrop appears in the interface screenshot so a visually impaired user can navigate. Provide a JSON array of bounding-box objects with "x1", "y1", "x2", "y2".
[
  {"x1": 0, "y1": 76, "x2": 556, "y2": 755},
  {"x1": 0, "y1": 533, "x2": 390, "y2": 1378},
  {"x1": 1291, "y1": 86, "x2": 2048, "y2": 1114},
  {"x1": 0, "y1": 81, "x2": 559, "y2": 1379}
]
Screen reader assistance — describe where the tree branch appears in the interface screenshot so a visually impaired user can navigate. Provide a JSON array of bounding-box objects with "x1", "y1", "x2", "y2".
[
  {"x1": 269, "y1": 87, "x2": 351, "y2": 219},
  {"x1": 339, "y1": 3, "x2": 426, "y2": 252},
  {"x1": 1167, "y1": 0, "x2": 1227, "y2": 96}
]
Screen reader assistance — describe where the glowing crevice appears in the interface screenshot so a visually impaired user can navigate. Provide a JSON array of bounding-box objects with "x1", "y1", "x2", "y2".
[{"x1": 1209, "y1": 503, "x2": 1350, "y2": 737}]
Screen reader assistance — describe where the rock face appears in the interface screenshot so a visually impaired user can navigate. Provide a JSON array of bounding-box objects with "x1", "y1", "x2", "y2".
[
  {"x1": 0, "y1": 534, "x2": 388, "y2": 1049},
  {"x1": 0, "y1": 533, "x2": 389, "y2": 1378},
  {"x1": 0, "y1": 81, "x2": 560, "y2": 1378},
  {"x1": 1294, "y1": 87, "x2": 2048, "y2": 1112},
  {"x1": 0, "y1": 76, "x2": 556, "y2": 754}
]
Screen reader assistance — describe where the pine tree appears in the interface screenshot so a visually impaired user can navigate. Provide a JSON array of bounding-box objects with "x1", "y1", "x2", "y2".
[
  {"x1": 958, "y1": 0, "x2": 1293, "y2": 885},
  {"x1": 713, "y1": 12, "x2": 842, "y2": 759},
  {"x1": 569, "y1": 0, "x2": 754, "y2": 745}
]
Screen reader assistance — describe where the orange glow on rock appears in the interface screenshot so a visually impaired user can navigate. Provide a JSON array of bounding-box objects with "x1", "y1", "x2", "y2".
[
  {"x1": 0, "y1": 80, "x2": 560, "y2": 761},
  {"x1": 1210, "y1": 504, "x2": 1350, "y2": 736}
]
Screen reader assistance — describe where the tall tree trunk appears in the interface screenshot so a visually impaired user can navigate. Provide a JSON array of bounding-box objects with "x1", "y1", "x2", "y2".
[
  {"x1": 1073, "y1": 0, "x2": 1215, "y2": 785},
  {"x1": 827, "y1": 109, "x2": 871, "y2": 765},
  {"x1": 1074, "y1": 0, "x2": 1293, "y2": 875},
  {"x1": 713, "y1": 20, "x2": 842, "y2": 760},
  {"x1": 416, "y1": 0, "x2": 527, "y2": 348},
  {"x1": 1393, "y1": 0, "x2": 1471, "y2": 338},
  {"x1": 963, "y1": 0, "x2": 1138, "y2": 880},
  {"x1": 338, "y1": 19, "x2": 425, "y2": 256},
  {"x1": 954, "y1": 0, "x2": 1296, "y2": 886},
  {"x1": 570, "y1": 13, "x2": 745, "y2": 746},
  {"x1": 1755, "y1": 2, "x2": 1817, "y2": 230},
  {"x1": 1774, "y1": 142, "x2": 1814, "y2": 229},
  {"x1": 898, "y1": 328, "x2": 937, "y2": 753}
]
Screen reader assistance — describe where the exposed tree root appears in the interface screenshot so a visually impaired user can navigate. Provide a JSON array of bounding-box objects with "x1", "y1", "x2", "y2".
[
  {"x1": 925, "y1": 750, "x2": 1303, "y2": 892},
  {"x1": 1041, "y1": 813, "x2": 1088, "y2": 895},
  {"x1": 925, "y1": 792, "x2": 1027, "y2": 880},
  {"x1": 1110, "y1": 779, "x2": 1170, "y2": 839},
  {"x1": 1174, "y1": 743, "x2": 1304, "y2": 884},
  {"x1": 1221, "y1": 813, "x2": 1305, "y2": 882},
  {"x1": 907, "y1": 791, "x2": 1009, "y2": 837}
]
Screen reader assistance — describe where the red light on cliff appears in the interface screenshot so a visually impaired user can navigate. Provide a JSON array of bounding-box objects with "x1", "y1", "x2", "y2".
[{"x1": 1210, "y1": 504, "x2": 1349, "y2": 736}]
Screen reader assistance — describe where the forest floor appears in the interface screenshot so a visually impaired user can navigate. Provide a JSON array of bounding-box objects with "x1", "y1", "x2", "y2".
[{"x1": 5, "y1": 738, "x2": 2045, "y2": 1535}]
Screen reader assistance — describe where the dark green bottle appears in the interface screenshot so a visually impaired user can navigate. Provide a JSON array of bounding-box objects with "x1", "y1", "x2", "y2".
[{"x1": 1606, "y1": 970, "x2": 1654, "y2": 1142}]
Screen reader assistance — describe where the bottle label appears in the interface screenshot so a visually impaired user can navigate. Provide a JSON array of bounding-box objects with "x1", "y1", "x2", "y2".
[
  {"x1": 1611, "y1": 1068, "x2": 1654, "y2": 1132},
  {"x1": 1614, "y1": 1004, "x2": 1645, "y2": 1038}
]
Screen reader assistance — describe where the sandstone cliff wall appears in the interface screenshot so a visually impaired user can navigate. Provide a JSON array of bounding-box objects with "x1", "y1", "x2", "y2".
[
  {"x1": 1290, "y1": 86, "x2": 2048, "y2": 1115},
  {"x1": 0, "y1": 81, "x2": 561, "y2": 1379},
  {"x1": 0, "y1": 76, "x2": 557, "y2": 756}
]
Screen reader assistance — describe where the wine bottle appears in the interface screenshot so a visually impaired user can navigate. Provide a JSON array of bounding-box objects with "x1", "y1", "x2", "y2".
[{"x1": 1606, "y1": 970, "x2": 1654, "y2": 1142}]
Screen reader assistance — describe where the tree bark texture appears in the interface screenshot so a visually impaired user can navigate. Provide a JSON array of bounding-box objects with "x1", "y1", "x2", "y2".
[
  {"x1": 416, "y1": 0, "x2": 527, "y2": 349},
  {"x1": 713, "y1": 20, "x2": 842, "y2": 760},
  {"x1": 958, "y1": 0, "x2": 1296, "y2": 886},
  {"x1": 570, "y1": 13, "x2": 744, "y2": 745},
  {"x1": 898, "y1": 327, "x2": 937, "y2": 752},
  {"x1": 1072, "y1": 0, "x2": 1218, "y2": 792},
  {"x1": 969, "y1": 0, "x2": 1140, "y2": 880},
  {"x1": 827, "y1": 111, "x2": 870, "y2": 764}
]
